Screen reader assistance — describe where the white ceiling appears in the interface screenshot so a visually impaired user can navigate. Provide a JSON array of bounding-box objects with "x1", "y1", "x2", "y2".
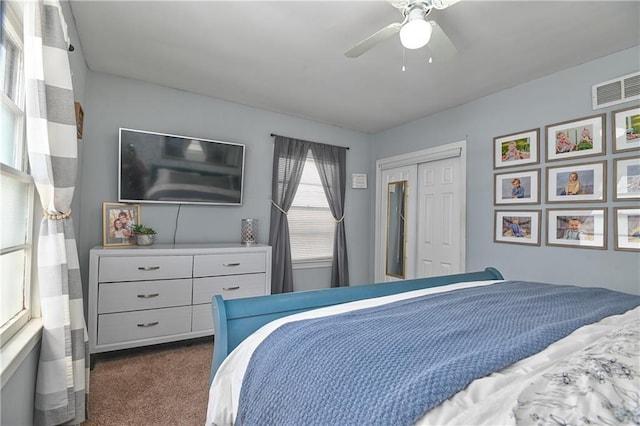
[{"x1": 69, "y1": 1, "x2": 640, "y2": 134}]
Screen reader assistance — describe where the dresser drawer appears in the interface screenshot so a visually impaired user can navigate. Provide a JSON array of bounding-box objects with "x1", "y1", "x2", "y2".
[
  {"x1": 193, "y1": 273, "x2": 266, "y2": 304},
  {"x1": 98, "y1": 256, "x2": 192, "y2": 282},
  {"x1": 97, "y1": 306, "x2": 192, "y2": 345},
  {"x1": 192, "y1": 304, "x2": 214, "y2": 332},
  {"x1": 193, "y1": 253, "x2": 266, "y2": 277},
  {"x1": 98, "y1": 279, "x2": 192, "y2": 314}
]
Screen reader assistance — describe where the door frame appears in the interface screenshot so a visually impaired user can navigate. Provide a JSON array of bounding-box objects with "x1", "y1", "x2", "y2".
[{"x1": 374, "y1": 140, "x2": 467, "y2": 282}]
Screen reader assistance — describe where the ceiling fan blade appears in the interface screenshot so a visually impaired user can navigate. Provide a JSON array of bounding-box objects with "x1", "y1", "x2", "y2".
[
  {"x1": 431, "y1": 0, "x2": 462, "y2": 10},
  {"x1": 345, "y1": 22, "x2": 402, "y2": 58},
  {"x1": 386, "y1": 0, "x2": 411, "y2": 9},
  {"x1": 388, "y1": 0, "x2": 461, "y2": 10},
  {"x1": 426, "y1": 21, "x2": 457, "y2": 61}
]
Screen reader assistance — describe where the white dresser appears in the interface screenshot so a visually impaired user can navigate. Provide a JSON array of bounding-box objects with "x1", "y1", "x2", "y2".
[{"x1": 88, "y1": 243, "x2": 271, "y2": 355}]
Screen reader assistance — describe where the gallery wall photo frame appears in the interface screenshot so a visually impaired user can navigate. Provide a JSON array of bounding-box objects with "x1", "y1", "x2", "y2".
[
  {"x1": 546, "y1": 208, "x2": 607, "y2": 250},
  {"x1": 613, "y1": 156, "x2": 640, "y2": 201},
  {"x1": 545, "y1": 113, "x2": 605, "y2": 162},
  {"x1": 494, "y1": 168, "x2": 540, "y2": 205},
  {"x1": 614, "y1": 207, "x2": 640, "y2": 252},
  {"x1": 546, "y1": 161, "x2": 606, "y2": 203},
  {"x1": 102, "y1": 202, "x2": 140, "y2": 247},
  {"x1": 494, "y1": 210, "x2": 541, "y2": 246},
  {"x1": 493, "y1": 128, "x2": 539, "y2": 169},
  {"x1": 74, "y1": 101, "x2": 84, "y2": 139},
  {"x1": 612, "y1": 105, "x2": 640, "y2": 153}
]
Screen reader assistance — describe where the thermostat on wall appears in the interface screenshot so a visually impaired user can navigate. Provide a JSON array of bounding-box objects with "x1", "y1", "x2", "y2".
[{"x1": 351, "y1": 173, "x2": 367, "y2": 189}]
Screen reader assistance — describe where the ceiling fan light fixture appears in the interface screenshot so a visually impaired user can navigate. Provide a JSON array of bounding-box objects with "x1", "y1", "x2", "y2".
[{"x1": 399, "y1": 14, "x2": 433, "y2": 50}]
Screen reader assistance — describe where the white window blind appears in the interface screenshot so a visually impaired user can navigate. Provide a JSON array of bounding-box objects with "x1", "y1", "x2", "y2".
[{"x1": 288, "y1": 152, "x2": 335, "y2": 264}]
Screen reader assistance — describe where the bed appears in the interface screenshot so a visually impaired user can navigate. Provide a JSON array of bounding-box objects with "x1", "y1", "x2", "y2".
[{"x1": 206, "y1": 268, "x2": 640, "y2": 426}]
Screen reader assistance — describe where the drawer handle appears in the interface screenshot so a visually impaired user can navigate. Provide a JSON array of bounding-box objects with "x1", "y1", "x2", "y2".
[
  {"x1": 138, "y1": 266, "x2": 160, "y2": 271},
  {"x1": 223, "y1": 263, "x2": 240, "y2": 267},
  {"x1": 223, "y1": 286, "x2": 240, "y2": 291},
  {"x1": 137, "y1": 293, "x2": 160, "y2": 298},
  {"x1": 137, "y1": 322, "x2": 159, "y2": 328}
]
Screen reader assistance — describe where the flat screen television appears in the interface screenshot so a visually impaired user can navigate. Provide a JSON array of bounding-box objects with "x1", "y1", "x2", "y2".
[{"x1": 118, "y1": 128, "x2": 245, "y2": 206}]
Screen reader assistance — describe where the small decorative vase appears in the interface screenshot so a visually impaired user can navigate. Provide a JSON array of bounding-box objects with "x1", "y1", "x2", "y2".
[
  {"x1": 241, "y1": 219, "x2": 258, "y2": 245},
  {"x1": 136, "y1": 234, "x2": 154, "y2": 246}
]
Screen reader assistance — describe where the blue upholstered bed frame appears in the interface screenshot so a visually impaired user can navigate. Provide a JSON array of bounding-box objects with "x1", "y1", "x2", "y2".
[{"x1": 209, "y1": 267, "x2": 504, "y2": 383}]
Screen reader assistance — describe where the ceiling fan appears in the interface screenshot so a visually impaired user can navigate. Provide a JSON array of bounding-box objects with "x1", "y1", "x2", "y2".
[{"x1": 344, "y1": 0, "x2": 460, "y2": 60}]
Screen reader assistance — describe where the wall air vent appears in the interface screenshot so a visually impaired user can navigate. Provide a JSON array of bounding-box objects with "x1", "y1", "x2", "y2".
[{"x1": 592, "y1": 71, "x2": 640, "y2": 110}]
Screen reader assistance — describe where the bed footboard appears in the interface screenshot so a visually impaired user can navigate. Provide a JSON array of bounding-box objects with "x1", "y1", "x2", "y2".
[{"x1": 210, "y1": 267, "x2": 503, "y2": 382}]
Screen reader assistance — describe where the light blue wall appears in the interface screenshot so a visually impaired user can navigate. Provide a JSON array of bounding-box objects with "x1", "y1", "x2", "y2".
[
  {"x1": 65, "y1": 0, "x2": 88, "y2": 242},
  {"x1": 0, "y1": 341, "x2": 40, "y2": 426},
  {"x1": 76, "y1": 72, "x2": 375, "y2": 295},
  {"x1": 373, "y1": 46, "x2": 640, "y2": 295}
]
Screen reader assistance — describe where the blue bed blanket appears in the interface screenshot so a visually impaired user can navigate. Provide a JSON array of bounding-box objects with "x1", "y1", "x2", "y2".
[{"x1": 235, "y1": 281, "x2": 640, "y2": 426}]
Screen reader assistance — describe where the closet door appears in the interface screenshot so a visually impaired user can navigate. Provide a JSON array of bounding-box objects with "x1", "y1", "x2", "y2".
[
  {"x1": 416, "y1": 156, "x2": 463, "y2": 277},
  {"x1": 375, "y1": 141, "x2": 466, "y2": 282}
]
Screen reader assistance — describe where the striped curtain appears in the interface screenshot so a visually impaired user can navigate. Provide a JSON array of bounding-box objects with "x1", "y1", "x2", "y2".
[{"x1": 24, "y1": 1, "x2": 89, "y2": 425}]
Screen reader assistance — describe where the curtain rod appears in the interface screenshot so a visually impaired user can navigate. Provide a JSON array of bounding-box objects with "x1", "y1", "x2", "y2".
[{"x1": 270, "y1": 133, "x2": 349, "y2": 150}]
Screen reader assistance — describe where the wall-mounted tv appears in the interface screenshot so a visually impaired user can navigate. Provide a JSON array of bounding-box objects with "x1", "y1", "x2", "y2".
[{"x1": 118, "y1": 128, "x2": 245, "y2": 206}]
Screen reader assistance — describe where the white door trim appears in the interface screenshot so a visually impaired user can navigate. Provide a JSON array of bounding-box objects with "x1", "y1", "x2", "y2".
[{"x1": 375, "y1": 141, "x2": 466, "y2": 282}]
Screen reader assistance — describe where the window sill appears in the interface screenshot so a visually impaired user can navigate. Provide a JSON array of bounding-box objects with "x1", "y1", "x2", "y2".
[
  {"x1": 292, "y1": 259, "x2": 332, "y2": 270},
  {"x1": 1, "y1": 318, "x2": 42, "y2": 388}
]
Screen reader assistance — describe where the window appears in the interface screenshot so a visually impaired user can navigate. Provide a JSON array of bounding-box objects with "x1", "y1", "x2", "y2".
[
  {"x1": 1, "y1": 2, "x2": 34, "y2": 347},
  {"x1": 288, "y1": 151, "x2": 335, "y2": 265}
]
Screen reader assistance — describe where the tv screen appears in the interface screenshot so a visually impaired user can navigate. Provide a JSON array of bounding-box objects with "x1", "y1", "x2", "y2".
[{"x1": 118, "y1": 128, "x2": 245, "y2": 206}]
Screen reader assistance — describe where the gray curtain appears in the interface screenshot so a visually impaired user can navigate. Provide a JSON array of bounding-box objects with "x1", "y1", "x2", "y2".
[
  {"x1": 24, "y1": 2, "x2": 89, "y2": 424},
  {"x1": 268, "y1": 136, "x2": 311, "y2": 293},
  {"x1": 309, "y1": 144, "x2": 349, "y2": 287}
]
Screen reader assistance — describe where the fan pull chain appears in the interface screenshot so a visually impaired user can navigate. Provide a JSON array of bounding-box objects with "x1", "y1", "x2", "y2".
[{"x1": 402, "y1": 48, "x2": 406, "y2": 72}]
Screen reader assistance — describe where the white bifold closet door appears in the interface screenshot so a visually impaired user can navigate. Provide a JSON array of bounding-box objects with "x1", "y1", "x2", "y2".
[
  {"x1": 375, "y1": 142, "x2": 465, "y2": 282},
  {"x1": 415, "y1": 156, "x2": 463, "y2": 278}
]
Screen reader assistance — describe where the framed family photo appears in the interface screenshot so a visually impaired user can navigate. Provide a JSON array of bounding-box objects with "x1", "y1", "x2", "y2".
[
  {"x1": 493, "y1": 128, "x2": 539, "y2": 169},
  {"x1": 545, "y1": 114, "x2": 605, "y2": 162},
  {"x1": 494, "y1": 210, "x2": 541, "y2": 246},
  {"x1": 546, "y1": 208, "x2": 607, "y2": 249},
  {"x1": 494, "y1": 169, "x2": 540, "y2": 205},
  {"x1": 613, "y1": 156, "x2": 640, "y2": 201},
  {"x1": 546, "y1": 161, "x2": 606, "y2": 203},
  {"x1": 612, "y1": 105, "x2": 640, "y2": 153},
  {"x1": 102, "y1": 202, "x2": 140, "y2": 247},
  {"x1": 614, "y1": 207, "x2": 640, "y2": 251},
  {"x1": 74, "y1": 102, "x2": 84, "y2": 139}
]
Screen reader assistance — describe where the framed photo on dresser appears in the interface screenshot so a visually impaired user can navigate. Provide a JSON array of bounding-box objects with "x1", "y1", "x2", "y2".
[{"x1": 102, "y1": 202, "x2": 140, "y2": 247}]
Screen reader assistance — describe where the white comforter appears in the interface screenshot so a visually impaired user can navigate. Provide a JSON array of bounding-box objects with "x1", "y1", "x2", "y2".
[{"x1": 206, "y1": 280, "x2": 639, "y2": 425}]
